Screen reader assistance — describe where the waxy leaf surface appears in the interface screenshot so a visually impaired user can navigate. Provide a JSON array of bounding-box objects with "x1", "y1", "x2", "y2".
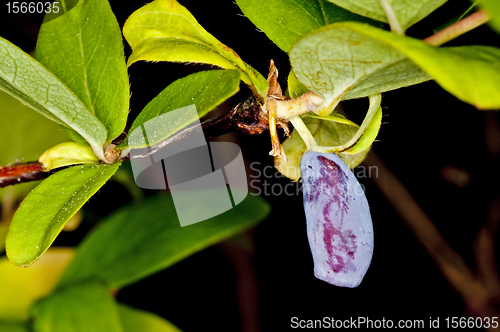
[
  {"x1": 123, "y1": 0, "x2": 267, "y2": 98},
  {"x1": 32, "y1": 282, "x2": 123, "y2": 332},
  {"x1": 236, "y1": 0, "x2": 381, "y2": 53},
  {"x1": 57, "y1": 193, "x2": 270, "y2": 289},
  {"x1": 0, "y1": 37, "x2": 107, "y2": 159},
  {"x1": 37, "y1": 0, "x2": 129, "y2": 141},
  {"x1": 6, "y1": 163, "x2": 121, "y2": 267},
  {"x1": 125, "y1": 70, "x2": 240, "y2": 149}
]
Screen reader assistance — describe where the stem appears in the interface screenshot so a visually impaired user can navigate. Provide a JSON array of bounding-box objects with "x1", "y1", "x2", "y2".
[
  {"x1": 288, "y1": 116, "x2": 317, "y2": 150},
  {"x1": 60, "y1": 0, "x2": 68, "y2": 13},
  {"x1": 424, "y1": 9, "x2": 490, "y2": 46},
  {"x1": 379, "y1": 0, "x2": 404, "y2": 35},
  {"x1": 312, "y1": 94, "x2": 382, "y2": 153}
]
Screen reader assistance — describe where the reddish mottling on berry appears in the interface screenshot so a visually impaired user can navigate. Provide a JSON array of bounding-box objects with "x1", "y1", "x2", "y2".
[
  {"x1": 301, "y1": 151, "x2": 373, "y2": 287},
  {"x1": 316, "y1": 156, "x2": 349, "y2": 218},
  {"x1": 318, "y1": 156, "x2": 339, "y2": 170},
  {"x1": 322, "y1": 201, "x2": 358, "y2": 273}
]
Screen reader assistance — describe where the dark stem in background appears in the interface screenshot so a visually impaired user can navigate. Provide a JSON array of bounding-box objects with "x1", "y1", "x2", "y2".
[
  {"x1": 0, "y1": 95, "x2": 272, "y2": 188},
  {"x1": 364, "y1": 152, "x2": 500, "y2": 323}
]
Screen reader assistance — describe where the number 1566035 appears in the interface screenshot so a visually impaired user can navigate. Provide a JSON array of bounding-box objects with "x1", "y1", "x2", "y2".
[{"x1": 6, "y1": 2, "x2": 60, "y2": 14}]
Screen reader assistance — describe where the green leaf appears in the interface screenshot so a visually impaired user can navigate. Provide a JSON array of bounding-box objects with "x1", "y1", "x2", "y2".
[
  {"x1": 6, "y1": 162, "x2": 121, "y2": 267},
  {"x1": 337, "y1": 22, "x2": 500, "y2": 109},
  {"x1": 0, "y1": 322, "x2": 30, "y2": 332},
  {"x1": 235, "y1": 0, "x2": 382, "y2": 53},
  {"x1": 276, "y1": 95, "x2": 382, "y2": 181},
  {"x1": 123, "y1": 0, "x2": 267, "y2": 99},
  {"x1": 433, "y1": 1, "x2": 478, "y2": 33},
  {"x1": 0, "y1": 248, "x2": 74, "y2": 321},
  {"x1": 341, "y1": 59, "x2": 431, "y2": 100},
  {"x1": 327, "y1": 0, "x2": 447, "y2": 32},
  {"x1": 290, "y1": 22, "x2": 431, "y2": 115},
  {"x1": 343, "y1": 103, "x2": 382, "y2": 154},
  {"x1": 304, "y1": 111, "x2": 359, "y2": 127},
  {"x1": 42, "y1": 0, "x2": 79, "y2": 23},
  {"x1": 481, "y1": 0, "x2": 500, "y2": 33},
  {"x1": 0, "y1": 36, "x2": 108, "y2": 160},
  {"x1": 37, "y1": 0, "x2": 129, "y2": 141},
  {"x1": 313, "y1": 94, "x2": 382, "y2": 152},
  {"x1": 57, "y1": 193, "x2": 270, "y2": 289},
  {"x1": 0, "y1": 90, "x2": 68, "y2": 201},
  {"x1": 288, "y1": 69, "x2": 309, "y2": 98},
  {"x1": 123, "y1": 70, "x2": 241, "y2": 149},
  {"x1": 0, "y1": 221, "x2": 7, "y2": 252},
  {"x1": 119, "y1": 304, "x2": 181, "y2": 332},
  {"x1": 275, "y1": 117, "x2": 369, "y2": 180},
  {"x1": 32, "y1": 282, "x2": 123, "y2": 332},
  {"x1": 288, "y1": 69, "x2": 370, "y2": 127},
  {"x1": 39, "y1": 142, "x2": 99, "y2": 171}
]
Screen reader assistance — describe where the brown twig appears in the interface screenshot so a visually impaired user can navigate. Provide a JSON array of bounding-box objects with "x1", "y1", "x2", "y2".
[
  {"x1": 219, "y1": 233, "x2": 260, "y2": 332},
  {"x1": 0, "y1": 162, "x2": 47, "y2": 188}
]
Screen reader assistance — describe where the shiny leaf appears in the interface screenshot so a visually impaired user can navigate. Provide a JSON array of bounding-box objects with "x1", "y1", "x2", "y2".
[
  {"x1": 32, "y1": 282, "x2": 123, "y2": 332},
  {"x1": 343, "y1": 104, "x2": 382, "y2": 154},
  {"x1": 39, "y1": 142, "x2": 99, "y2": 171},
  {"x1": 57, "y1": 193, "x2": 270, "y2": 289},
  {"x1": 123, "y1": 0, "x2": 267, "y2": 99},
  {"x1": 290, "y1": 23, "x2": 431, "y2": 115},
  {"x1": 0, "y1": 90, "x2": 68, "y2": 201},
  {"x1": 37, "y1": 0, "x2": 129, "y2": 141},
  {"x1": 342, "y1": 22, "x2": 500, "y2": 109},
  {"x1": 0, "y1": 36, "x2": 108, "y2": 160},
  {"x1": 124, "y1": 70, "x2": 240, "y2": 149},
  {"x1": 119, "y1": 304, "x2": 181, "y2": 332},
  {"x1": 327, "y1": 0, "x2": 447, "y2": 32}
]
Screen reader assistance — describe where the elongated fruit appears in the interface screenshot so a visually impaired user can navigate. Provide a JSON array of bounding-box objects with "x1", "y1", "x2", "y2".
[{"x1": 301, "y1": 152, "x2": 373, "y2": 288}]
